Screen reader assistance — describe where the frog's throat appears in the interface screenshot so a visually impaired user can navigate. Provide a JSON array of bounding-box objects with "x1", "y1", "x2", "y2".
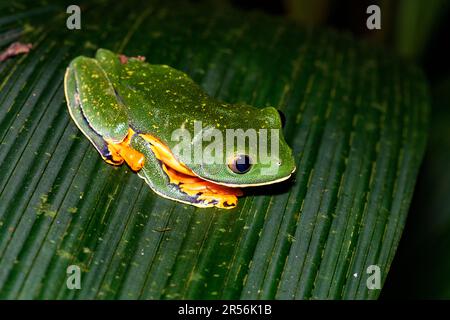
[{"x1": 106, "y1": 128, "x2": 242, "y2": 209}]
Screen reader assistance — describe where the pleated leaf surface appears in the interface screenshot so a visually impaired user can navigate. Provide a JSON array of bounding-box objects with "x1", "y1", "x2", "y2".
[{"x1": 0, "y1": 0, "x2": 429, "y2": 299}]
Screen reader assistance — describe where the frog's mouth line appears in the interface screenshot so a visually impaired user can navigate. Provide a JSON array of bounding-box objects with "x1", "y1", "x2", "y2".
[{"x1": 139, "y1": 132, "x2": 295, "y2": 186}]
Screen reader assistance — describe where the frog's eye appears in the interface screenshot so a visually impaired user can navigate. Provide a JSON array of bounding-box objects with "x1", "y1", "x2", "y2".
[{"x1": 228, "y1": 154, "x2": 252, "y2": 174}]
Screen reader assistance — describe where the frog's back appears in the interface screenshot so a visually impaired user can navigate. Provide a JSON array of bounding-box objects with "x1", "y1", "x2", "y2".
[{"x1": 115, "y1": 59, "x2": 239, "y2": 139}]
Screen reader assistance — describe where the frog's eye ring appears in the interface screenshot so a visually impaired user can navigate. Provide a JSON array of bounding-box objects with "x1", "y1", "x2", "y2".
[{"x1": 229, "y1": 154, "x2": 252, "y2": 174}]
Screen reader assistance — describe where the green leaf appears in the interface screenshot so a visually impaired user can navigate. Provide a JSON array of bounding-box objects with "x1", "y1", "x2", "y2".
[{"x1": 0, "y1": 0, "x2": 429, "y2": 299}]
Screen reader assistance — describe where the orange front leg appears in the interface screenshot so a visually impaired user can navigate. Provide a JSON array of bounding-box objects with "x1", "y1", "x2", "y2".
[
  {"x1": 108, "y1": 143, "x2": 145, "y2": 171},
  {"x1": 106, "y1": 128, "x2": 145, "y2": 172}
]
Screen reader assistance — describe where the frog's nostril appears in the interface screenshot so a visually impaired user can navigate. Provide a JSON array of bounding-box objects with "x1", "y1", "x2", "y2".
[{"x1": 277, "y1": 109, "x2": 286, "y2": 128}]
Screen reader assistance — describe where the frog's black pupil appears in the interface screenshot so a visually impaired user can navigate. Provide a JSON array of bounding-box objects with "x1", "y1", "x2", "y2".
[{"x1": 233, "y1": 155, "x2": 251, "y2": 174}]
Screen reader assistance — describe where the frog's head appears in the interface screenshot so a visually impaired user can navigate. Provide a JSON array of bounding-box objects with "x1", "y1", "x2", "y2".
[{"x1": 174, "y1": 105, "x2": 297, "y2": 188}]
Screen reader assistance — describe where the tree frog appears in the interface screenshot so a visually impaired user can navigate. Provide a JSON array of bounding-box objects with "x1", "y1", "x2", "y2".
[{"x1": 64, "y1": 49, "x2": 296, "y2": 209}]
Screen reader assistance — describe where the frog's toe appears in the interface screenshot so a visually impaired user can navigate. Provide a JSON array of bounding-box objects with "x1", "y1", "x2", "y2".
[
  {"x1": 162, "y1": 165, "x2": 240, "y2": 209},
  {"x1": 106, "y1": 128, "x2": 145, "y2": 171},
  {"x1": 195, "y1": 193, "x2": 238, "y2": 209}
]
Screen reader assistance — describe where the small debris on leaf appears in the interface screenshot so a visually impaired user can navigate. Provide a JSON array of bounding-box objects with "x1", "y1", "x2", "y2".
[
  {"x1": 0, "y1": 42, "x2": 33, "y2": 62},
  {"x1": 154, "y1": 227, "x2": 172, "y2": 233}
]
